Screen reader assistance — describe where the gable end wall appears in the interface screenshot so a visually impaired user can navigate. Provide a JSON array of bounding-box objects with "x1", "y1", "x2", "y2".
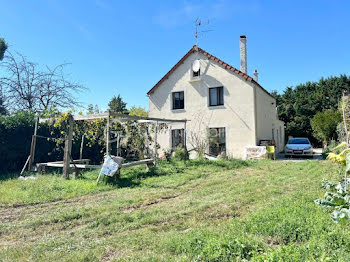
[{"x1": 148, "y1": 52, "x2": 259, "y2": 159}]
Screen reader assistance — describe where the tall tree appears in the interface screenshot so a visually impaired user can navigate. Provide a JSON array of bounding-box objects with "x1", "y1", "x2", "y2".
[
  {"x1": 0, "y1": 39, "x2": 8, "y2": 114},
  {"x1": 94, "y1": 104, "x2": 100, "y2": 114},
  {"x1": 0, "y1": 51, "x2": 86, "y2": 112},
  {"x1": 274, "y1": 75, "x2": 350, "y2": 145},
  {"x1": 311, "y1": 109, "x2": 342, "y2": 144},
  {"x1": 86, "y1": 104, "x2": 100, "y2": 114},
  {"x1": 108, "y1": 94, "x2": 128, "y2": 114},
  {"x1": 0, "y1": 95, "x2": 6, "y2": 115},
  {"x1": 0, "y1": 38, "x2": 7, "y2": 61},
  {"x1": 87, "y1": 104, "x2": 95, "y2": 114},
  {"x1": 129, "y1": 106, "x2": 148, "y2": 117}
]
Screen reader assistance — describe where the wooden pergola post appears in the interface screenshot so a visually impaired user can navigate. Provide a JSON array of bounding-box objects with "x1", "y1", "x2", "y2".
[
  {"x1": 116, "y1": 133, "x2": 121, "y2": 156},
  {"x1": 154, "y1": 121, "x2": 158, "y2": 166},
  {"x1": 79, "y1": 135, "x2": 84, "y2": 160},
  {"x1": 28, "y1": 116, "x2": 39, "y2": 171},
  {"x1": 63, "y1": 114, "x2": 74, "y2": 179},
  {"x1": 184, "y1": 120, "x2": 188, "y2": 164},
  {"x1": 106, "y1": 110, "x2": 111, "y2": 156}
]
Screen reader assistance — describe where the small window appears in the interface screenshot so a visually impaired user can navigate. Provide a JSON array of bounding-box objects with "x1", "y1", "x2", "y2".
[
  {"x1": 208, "y1": 127, "x2": 226, "y2": 156},
  {"x1": 172, "y1": 91, "x2": 184, "y2": 110},
  {"x1": 171, "y1": 129, "x2": 184, "y2": 149},
  {"x1": 272, "y1": 128, "x2": 275, "y2": 141},
  {"x1": 193, "y1": 69, "x2": 200, "y2": 78},
  {"x1": 209, "y1": 87, "x2": 224, "y2": 106}
]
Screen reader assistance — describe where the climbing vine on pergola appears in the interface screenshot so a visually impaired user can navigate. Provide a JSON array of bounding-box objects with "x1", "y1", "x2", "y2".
[{"x1": 22, "y1": 111, "x2": 188, "y2": 180}]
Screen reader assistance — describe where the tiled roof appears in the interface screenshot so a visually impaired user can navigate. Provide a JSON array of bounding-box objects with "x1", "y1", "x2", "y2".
[{"x1": 147, "y1": 45, "x2": 274, "y2": 98}]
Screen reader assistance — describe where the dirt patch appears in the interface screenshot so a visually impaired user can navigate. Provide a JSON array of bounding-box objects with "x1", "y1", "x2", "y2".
[
  {"x1": 123, "y1": 194, "x2": 181, "y2": 213},
  {"x1": 100, "y1": 247, "x2": 119, "y2": 262},
  {"x1": 266, "y1": 237, "x2": 282, "y2": 248}
]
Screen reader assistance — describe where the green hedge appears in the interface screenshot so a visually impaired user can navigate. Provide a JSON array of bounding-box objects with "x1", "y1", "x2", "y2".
[
  {"x1": 0, "y1": 111, "x2": 105, "y2": 175},
  {"x1": 0, "y1": 111, "x2": 60, "y2": 173}
]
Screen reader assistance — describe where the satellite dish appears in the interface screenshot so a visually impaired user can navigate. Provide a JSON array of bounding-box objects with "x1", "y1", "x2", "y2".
[{"x1": 192, "y1": 60, "x2": 200, "y2": 72}]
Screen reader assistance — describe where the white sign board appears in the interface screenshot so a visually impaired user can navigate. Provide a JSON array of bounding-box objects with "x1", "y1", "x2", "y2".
[{"x1": 245, "y1": 146, "x2": 266, "y2": 160}]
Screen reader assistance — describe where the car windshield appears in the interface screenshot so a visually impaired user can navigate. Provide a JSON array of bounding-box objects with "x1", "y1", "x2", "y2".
[{"x1": 288, "y1": 138, "x2": 310, "y2": 145}]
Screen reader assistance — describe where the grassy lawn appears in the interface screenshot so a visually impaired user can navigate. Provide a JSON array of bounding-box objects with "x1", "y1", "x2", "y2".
[
  {"x1": 0, "y1": 159, "x2": 348, "y2": 261},
  {"x1": 0, "y1": 170, "x2": 114, "y2": 206}
]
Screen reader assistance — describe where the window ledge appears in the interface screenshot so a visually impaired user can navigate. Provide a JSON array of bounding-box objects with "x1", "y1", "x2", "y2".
[
  {"x1": 208, "y1": 105, "x2": 225, "y2": 109},
  {"x1": 189, "y1": 77, "x2": 201, "y2": 83},
  {"x1": 171, "y1": 109, "x2": 186, "y2": 113}
]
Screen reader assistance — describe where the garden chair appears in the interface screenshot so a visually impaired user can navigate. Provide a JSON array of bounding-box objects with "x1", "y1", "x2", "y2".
[{"x1": 266, "y1": 146, "x2": 276, "y2": 160}]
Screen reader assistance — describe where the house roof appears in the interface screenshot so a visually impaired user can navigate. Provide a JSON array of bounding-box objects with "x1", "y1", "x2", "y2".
[{"x1": 147, "y1": 45, "x2": 274, "y2": 99}]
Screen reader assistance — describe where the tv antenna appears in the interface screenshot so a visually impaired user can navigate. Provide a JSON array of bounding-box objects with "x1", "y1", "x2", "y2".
[{"x1": 194, "y1": 18, "x2": 212, "y2": 47}]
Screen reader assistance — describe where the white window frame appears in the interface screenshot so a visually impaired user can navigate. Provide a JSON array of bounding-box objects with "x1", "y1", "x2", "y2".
[
  {"x1": 189, "y1": 61, "x2": 201, "y2": 82},
  {"x1": 170, "y1": 128, "x2": 185, "y2": 149},
  {"x1": 170, "y1": 89, "x2": 186, "y2": 112},
  {"x1": 207, "y1": 126, "x2": 227, "y2": 156},
  {"x1": 208, "y1": 86, "x2": 225, "y2": 108}
]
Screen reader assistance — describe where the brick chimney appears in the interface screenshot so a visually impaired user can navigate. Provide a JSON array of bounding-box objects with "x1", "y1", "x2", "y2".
[
  {"x1": 240, "y1": 35, "x2": 247, "y2": 74},
  {"x1": 253, "y1": 69, "x2": 258, "y2": 82}
]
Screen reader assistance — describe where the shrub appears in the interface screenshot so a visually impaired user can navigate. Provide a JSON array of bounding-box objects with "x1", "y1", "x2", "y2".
[
  {"x1": 0, "y1": 111, "x2": 67, "y2": 174},
  {"x1": 0, "y1": 111, "x2": 36, "y2": 173},
  {"x1": 162, "y1": 148, "x2": 172, "y2": 161},
  {"x1": 311, "y1": 109, "x2": 342, "y2": 144},
  {"x1": 174, "y1": 146, "x2": 189, "y2": 161}
]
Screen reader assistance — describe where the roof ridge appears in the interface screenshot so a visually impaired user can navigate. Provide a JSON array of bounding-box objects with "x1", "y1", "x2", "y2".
[
  {"x1": 147, "y1": 46, "x2": 273, "y2": 99},
  {"x1": 196, "y1": 46, "x2": 254, "y2": 81}
]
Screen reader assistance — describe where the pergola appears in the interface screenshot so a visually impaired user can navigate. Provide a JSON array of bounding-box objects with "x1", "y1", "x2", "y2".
[{"x1": 22, "y1": 111, "x2": 188, "y2": 179}]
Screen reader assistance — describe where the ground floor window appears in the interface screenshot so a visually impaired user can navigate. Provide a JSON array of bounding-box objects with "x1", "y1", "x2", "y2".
[
  {"x1": 171, "y1": 129, "x2": 184, "y2": 149},
  {"x1": 208, "y1": 127, "x2": 226, "y2": 156}
]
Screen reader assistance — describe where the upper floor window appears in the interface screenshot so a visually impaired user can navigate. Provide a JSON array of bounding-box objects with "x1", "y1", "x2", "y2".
[
  {"x1": 209, "y1": 87, "x2": 224, "y2": 106},
  {"x1": 190, "y1": 60, "x2": 201, "y2": 81},
  {"x1": 172, "y1": 91, "x2": 184, "y2": 110},
  {"x1": 193, "y1": 68, "x2": 200, "y2": 78}
]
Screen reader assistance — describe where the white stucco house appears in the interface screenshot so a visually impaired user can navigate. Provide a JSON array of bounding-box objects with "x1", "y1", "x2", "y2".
[{"x1": 147, "y1": 36, "x2": 284, "y2": 159}]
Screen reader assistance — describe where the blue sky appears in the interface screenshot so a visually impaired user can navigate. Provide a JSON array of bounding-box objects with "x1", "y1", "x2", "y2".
[{"x1": 1, "y1": 0, "x2": 350, "y2": 111}]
